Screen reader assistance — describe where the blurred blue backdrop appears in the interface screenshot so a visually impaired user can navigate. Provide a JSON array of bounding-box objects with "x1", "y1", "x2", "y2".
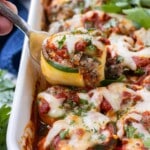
[{"x1": 0, "y1": 0, "x2": 29, "y2": 75}]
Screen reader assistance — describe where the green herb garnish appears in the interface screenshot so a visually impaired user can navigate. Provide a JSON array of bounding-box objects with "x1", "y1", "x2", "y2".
[
  {"x1": 86, "y1": 44, "x2": 97, "y2": 51},
  {"x1": 59, "y1": 129, "x2": 69, "y2": 139},
  {"x1": 100, "y1": 75, "x2": 125, "y2": 86},
  {"x1": 125, "y1": 125, "x2": 144, "y2": 139},
  {"x1": 99, "y1": 134, "x2": 106, "y2": 141},
  {"x1": 79, "y1": 98, "x2": 88, "y2": 105},
  {"x1": 57, "y1": 35, "x2": 66, "y2": 49},
  {"x1": 134, "y1": 68, "x2": 145, "y2": 75}
]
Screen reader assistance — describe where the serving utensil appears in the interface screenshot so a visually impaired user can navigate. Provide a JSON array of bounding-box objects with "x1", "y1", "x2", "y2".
[{"x1": 0, "y1": 2, "x2": 49, "y2": 63}]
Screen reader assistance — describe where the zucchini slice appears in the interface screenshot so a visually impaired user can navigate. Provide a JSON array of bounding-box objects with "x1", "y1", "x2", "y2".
[{"x1": 41, "y1": 54, "x2": 84, "y2": 87}]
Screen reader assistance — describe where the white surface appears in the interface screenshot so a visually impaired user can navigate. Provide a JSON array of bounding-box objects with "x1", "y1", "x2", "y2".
[{"x1": 6, "y1": 0, "x2": 43, "y2": 149}]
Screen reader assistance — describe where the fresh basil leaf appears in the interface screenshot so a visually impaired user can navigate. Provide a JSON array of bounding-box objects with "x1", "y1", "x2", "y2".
[
  {"x1": 0, "y1": 79, "x2": 15, "y2": 92},
  {"x1": 101, "y1": 3, "x2": 122, "y2": 13},
  {"x1": 0, "y1": 91, "x2": 14, "y2": 105},
  {"x1": 130, "y1": 0, "x2": 141, "y2": 7},
  {"x1": 116, "y1": 2, "x2": 129, "y2": 8},
  {"x1": 0, "y1": 105, "x2": 11, "y2": 150},
  {"x1": 123, "y1": 8, "x2": 150, "y2": 29},
  {"x1": 141, "y1": 0, "x2": 150, "y2": 7}
]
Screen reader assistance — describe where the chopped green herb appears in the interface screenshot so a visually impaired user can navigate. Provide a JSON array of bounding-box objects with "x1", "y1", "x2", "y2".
[
  {"x1": 59, "y1": 129, "x2": 69, "y2": 139},
  {"x1": 86, "y1": 44, "x2": 97, "y2": 51},
  {"x1": 57, "y1": 35, "x2": 66, "y2": 49},
  {"x1": 71, "y1": 29, "x2": 86, "y2": 34},
  {"x1": 116, "y1": 55, "x2": 124, "y2": 63},
  {"x1": 79, "y1": 99, "x2": 88, "y2": 105},
  {"x1": 85, "y1": 39, "x2": 97, "y2": 56},
  {"x1": 87, "y1": 28, "x2": 96, "y2": 32},
  {"x1": 69, "y1": 120, "x2": 75, "y2": 125},
  {"x1": 99, "y1": 134, "x2": 106, "y2": 141},
  {"x1": 125, "y1": 125, "x2": 144, "y2": 139},
  {"x1": 134, "y1": 68, "x2": 145, "y2": 75},
  {"x1": 125, "y1": 125, "x2": 137, "y2": 138},
  {"x1": 91, "y1": 128, "x2": 98, "y2": 133},
  {"x1": 116, "y1": 109, "x2": 128, "y2": 119}
]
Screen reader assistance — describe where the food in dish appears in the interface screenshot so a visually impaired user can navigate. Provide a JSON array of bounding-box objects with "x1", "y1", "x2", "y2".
[
  {"x1": 48, "y1": 10, "x2": 136, "y2": 35},
  {"x1": 24, "y1": 0, "x2": 150, "y2": 149},
  {"x1": 41, "y1": 29, "x2": 107, "y2": 87},
  {"x1": 37, "y1": 83, "x2": 150, "y2": 150}
]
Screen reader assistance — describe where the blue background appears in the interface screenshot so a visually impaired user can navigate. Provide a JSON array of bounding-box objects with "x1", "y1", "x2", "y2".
[{"x1": 0, "y1": 0, "x2": 28, "y2": 75}]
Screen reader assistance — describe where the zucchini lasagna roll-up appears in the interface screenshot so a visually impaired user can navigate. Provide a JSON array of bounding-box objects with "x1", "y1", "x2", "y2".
[
  {"x1": 41, "y1": 29, "x2": 107, "y2": 87},
  {"x1": 38, "y1": 112, "x2": 116, "y2": 150},
  {"x1": 41, "y1": 0, "x2": 102, "y2": 23}
]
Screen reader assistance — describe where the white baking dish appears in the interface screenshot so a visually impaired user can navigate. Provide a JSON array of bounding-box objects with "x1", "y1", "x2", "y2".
[{"x1": 7, "y1": 0, "x2": 43, "y2": 149}]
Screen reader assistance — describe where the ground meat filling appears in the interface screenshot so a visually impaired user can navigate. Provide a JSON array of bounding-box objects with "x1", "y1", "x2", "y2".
[
  {"x1": 78, "y1": 54, "x2": 101, "y2": 87},
  {"x1": 105, "y1": 55, "x2": 123, "y2": 79}
]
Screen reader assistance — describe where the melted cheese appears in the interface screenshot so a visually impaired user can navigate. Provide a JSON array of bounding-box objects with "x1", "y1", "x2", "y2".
[
  {"x1": 38, "y1": 92, "x2": 65, "y2": 118},
  {"x1": 66, "y1": 14, "x2": 83, "y2": 30},
  {"x1": 102, "y1": 83, "x2": 125, "y2": 110},
  {"x1": 117, "y1": 88, "x2": 150, "y2": 138},
  {"x1": 117, "y1": 112, "x2": 142, "y2": 138},
  {"x1": 109, "y1": 33, "x2": 150, "y2": 70},
  {"x1": 49, "y1": 32, "x2": 104, "y2": 55},
  {"x1": 83, "y1": 111, "x2": 110, "y2": 130},
  {"x1": 79, "y1": 83, "x2": 139, "y2": 111},
  {"x1": 88, "y1": 88, "x2": 103, "y2": 108},
  {"x1": 44, "y1": 120, "x2": 69, "y2": 148},
  {"x1": 134, "y1": 28, "x2": 150, "y2": 46},
  {"x1": 44, "y1": 112, "x2": 110, "y2": 150},
  {"x1": 78, "y1": 93, "x2": 90, "y2": 101},
  {"x1": 49, "y1": 21, "x2": 64, "y2": 35},
  {"x1": 135, "y1": 88, "x2": 150, "y2": 112}
]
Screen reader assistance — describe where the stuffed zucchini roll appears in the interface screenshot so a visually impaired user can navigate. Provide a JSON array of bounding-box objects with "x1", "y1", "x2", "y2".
[{"x1": 41, "y1": 29, "x2": 107, "y2": 87}]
